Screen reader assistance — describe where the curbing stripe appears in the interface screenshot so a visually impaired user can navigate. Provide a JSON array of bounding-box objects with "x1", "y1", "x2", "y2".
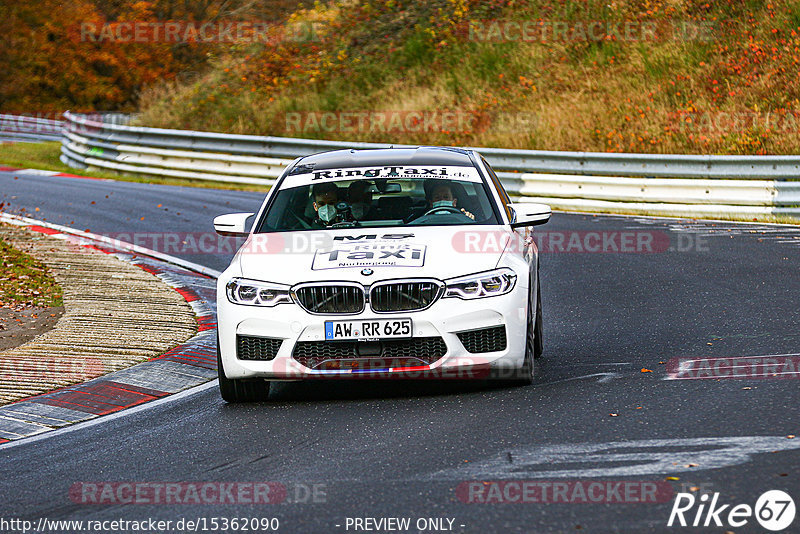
[
  {"x1": 0, "y1": 213, "x2": 222, "y2": 443},
  {"x1": 1, "y1": 166, "x2": 107, "y2": 181},
  {"x1": 0, "y1": 403, "x2": 97, "y2": 426}
]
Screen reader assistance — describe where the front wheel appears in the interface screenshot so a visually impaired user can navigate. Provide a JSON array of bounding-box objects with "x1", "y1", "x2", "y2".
[
  {"x1": 217, "y1": 339, "x2": 271, "y2": 402},
  {"x1": 511, "y1": 273, "x2": 542, "y2": 385},
  {"x1": 516, "y1": 293, "x2": 536, "y2": 385}
]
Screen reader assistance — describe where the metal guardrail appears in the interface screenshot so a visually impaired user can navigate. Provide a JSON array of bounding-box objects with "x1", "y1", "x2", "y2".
[
  {"x1": 0, "y1": 113, "x2": 132, "y2": 144},
  {"x1": 54, "y1": 111, "x2": 800, "y2": 217},
  {"x1": 0, "y1": 114, "x2": 64, "y2": 142}
]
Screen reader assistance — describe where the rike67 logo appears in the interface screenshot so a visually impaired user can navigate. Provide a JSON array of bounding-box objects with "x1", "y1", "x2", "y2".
[{"x1": 668, "y1": 490, "x2": 795, "y2": 531}]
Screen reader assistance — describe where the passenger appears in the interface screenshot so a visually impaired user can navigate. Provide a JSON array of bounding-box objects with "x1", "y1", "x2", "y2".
[
  {"x1": 347, "y1": 181, "x2": 374, "y2": 221},
  {"x1": 312, "y1": 182, "x2": 340, "y2": 226}
]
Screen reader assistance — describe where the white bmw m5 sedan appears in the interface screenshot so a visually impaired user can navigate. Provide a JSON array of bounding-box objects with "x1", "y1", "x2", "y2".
[{"x1": 213, "y1": 147, "x2": 550, "y2": 402}]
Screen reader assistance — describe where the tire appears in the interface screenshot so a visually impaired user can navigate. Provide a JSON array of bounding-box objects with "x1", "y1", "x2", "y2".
[
  {"x1": 501, "y1": 273, "x2": 539, "y2": 386},
  {"x1": 533, "y1": 276, "x2": 544, "y2": 359},
  {"x1": 493, "y1": 284, "x2": 534, "y2": 386},
  {"x1": 514, "y1": 290, "x2": 536, "y2": 385},
  {"x1": 217, "y1": 338, "x2": 271, "y2": 402}
]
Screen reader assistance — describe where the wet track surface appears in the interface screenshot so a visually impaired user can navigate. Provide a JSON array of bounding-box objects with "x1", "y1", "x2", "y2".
[{"x1": 0, "y1": 171, "x2": 799, "y2": 533}]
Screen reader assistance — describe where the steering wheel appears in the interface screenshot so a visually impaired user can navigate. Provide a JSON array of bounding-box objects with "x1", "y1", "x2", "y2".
[{"x1": 422, "y1": 205, "x2": 464, "y2": 217}]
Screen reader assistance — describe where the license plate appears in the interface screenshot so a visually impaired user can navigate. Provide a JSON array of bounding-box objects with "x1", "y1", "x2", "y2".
[{"x1": 324, "y1": 318, "x2": 412, "y2": 341}]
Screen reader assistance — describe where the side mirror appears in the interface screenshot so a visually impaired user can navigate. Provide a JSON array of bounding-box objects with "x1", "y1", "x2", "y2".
[
  {"x1": 508, "y1": 202, "x2": 551, "y2": 228},
  {"x1": 214, "y1": 213, "x2": 254, "y2": 237}
]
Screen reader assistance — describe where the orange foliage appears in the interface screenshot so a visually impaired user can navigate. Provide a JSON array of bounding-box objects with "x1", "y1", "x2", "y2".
[
  {"x1": 0, "y1": 1, "x2": 181, "y2": 112},
  {"x1": 0, "y1": 0, "x2": 297, "y2": 112}
]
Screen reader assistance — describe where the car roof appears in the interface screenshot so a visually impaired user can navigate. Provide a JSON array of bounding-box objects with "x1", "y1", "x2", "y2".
[{"x1": 291, "y1": 147, "x2": 476, "y2": 172}]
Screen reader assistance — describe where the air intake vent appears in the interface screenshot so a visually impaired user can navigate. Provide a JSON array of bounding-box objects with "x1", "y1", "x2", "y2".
[
  {"x1": 237, "y1": 335, "x2": 283, "y2": 361},
  {"x1": 456, "y1": 326, "x2": 507, "y2": 354},
  {"x1": 293, "y1": 337, "x2": 447, "y2": 369}
]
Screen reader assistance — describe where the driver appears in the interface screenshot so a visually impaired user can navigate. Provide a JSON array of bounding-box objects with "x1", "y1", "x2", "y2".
[
  {"x1": 426, "y1": 181, "x2": 475, "y2": 220},
  {"x1": 312, "y1": 182, "x2": 340, "y2": 226}
]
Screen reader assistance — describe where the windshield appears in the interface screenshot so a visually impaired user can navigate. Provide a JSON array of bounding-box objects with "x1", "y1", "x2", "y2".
[{"x1": 256, "y1": 174, "x2": 501, "y2": 232}]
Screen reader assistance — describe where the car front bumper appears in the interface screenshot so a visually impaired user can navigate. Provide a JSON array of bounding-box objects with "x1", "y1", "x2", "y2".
[{"x1": 217, "y1": 276, "x2": 530, "y2": 380}]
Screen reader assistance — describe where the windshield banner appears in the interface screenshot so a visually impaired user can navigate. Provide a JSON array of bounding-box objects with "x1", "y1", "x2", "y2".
[{"x1": 282, "y1": 165, "x2": 483, "y2": 188}]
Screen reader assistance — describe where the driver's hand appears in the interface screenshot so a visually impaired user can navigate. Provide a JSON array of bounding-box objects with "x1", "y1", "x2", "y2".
[{"x1": 461, "y1": 208, "x2": 475, "y2": 220}]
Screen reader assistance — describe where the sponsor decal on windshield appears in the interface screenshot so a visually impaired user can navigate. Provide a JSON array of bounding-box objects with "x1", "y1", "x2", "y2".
[
  {"x1": 282, "y1": 165, "x2": 482, "y2": 188},
  {"x1": 311, "y1": 242, "x2": 426, "y2": 270}
]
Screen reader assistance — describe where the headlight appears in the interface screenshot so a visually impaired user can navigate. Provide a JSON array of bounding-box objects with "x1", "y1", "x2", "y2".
[
  {"x1": 444, "y1": 268, "x2": 517, "y2": 299},
  {"x1": 226, "y1": 278, "x2": 292, "y2": 307}
]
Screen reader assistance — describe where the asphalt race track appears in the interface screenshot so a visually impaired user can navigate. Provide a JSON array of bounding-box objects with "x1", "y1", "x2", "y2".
[{"x1": 1, "y1": 170, "x2": 799, "y2": 533}]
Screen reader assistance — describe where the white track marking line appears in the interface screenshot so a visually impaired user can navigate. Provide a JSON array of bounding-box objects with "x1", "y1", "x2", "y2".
[
  {"x1": 569, "y1": 363, "x2": 632, "y2": 366},
  {"x1": 538, "y1": 372, "x2": 621, "y2": 386},
  {"x1": 677, "y1": 351, "x2": 800, "y2": 363},
  {"x1": 422, "y1": 436, "x2": 800, "y2": 480}
]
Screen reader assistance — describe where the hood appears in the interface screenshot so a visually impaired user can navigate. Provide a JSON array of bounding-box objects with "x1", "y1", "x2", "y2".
[{"x1": 236, "y1": 226, "x2": 514, "y2": 284}]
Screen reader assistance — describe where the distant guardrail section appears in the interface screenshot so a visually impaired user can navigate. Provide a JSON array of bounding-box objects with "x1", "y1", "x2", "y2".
[{"x1": 8, "y1": 112, "x2": 800, "y2": 218}]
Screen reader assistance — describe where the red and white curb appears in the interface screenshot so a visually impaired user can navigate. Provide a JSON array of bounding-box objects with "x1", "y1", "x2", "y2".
[
  {"x1": 0, "y1": 165, "x2": 107, "y2": 181},
  {"x1": 0, "y1": 213, "x2": 222, "y2": 444}
]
